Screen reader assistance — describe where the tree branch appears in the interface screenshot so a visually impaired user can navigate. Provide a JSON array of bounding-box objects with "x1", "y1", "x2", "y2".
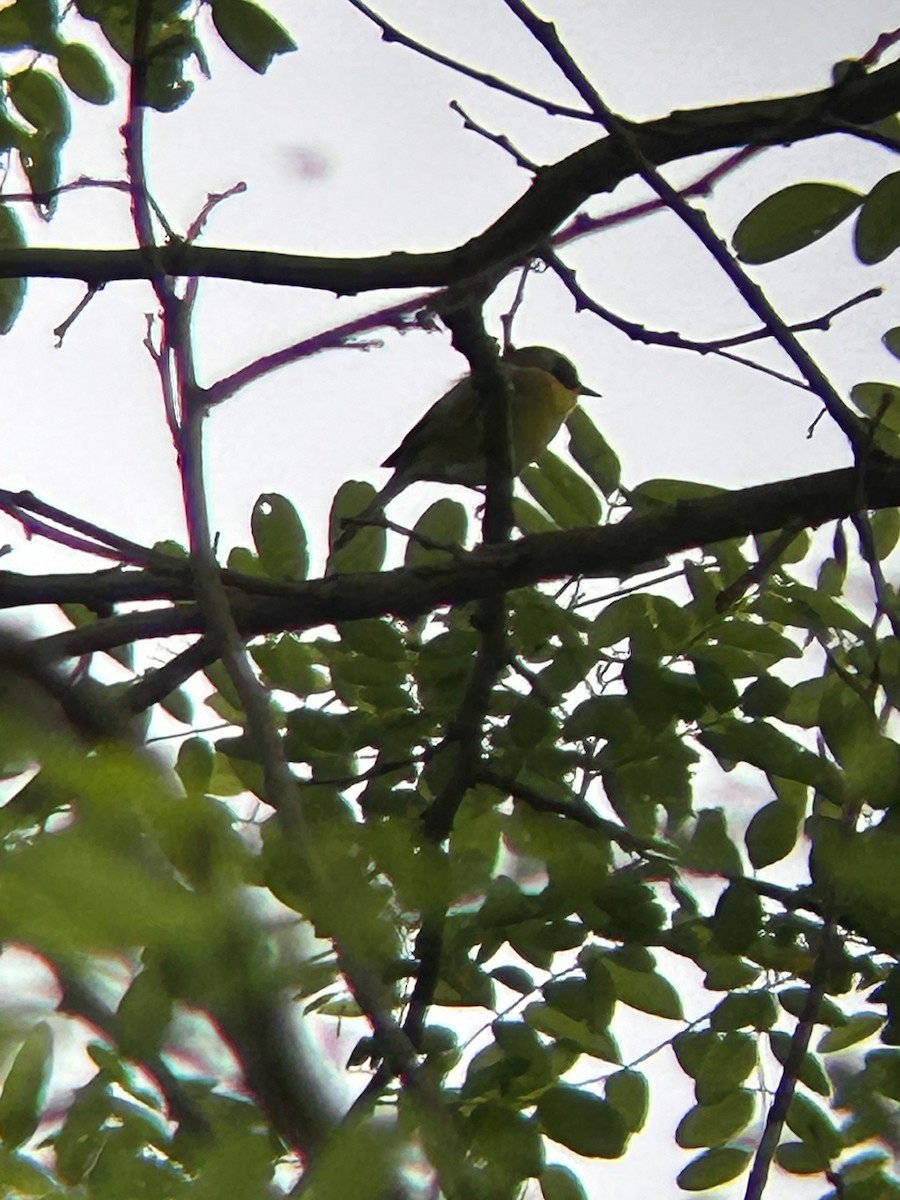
[
  {"x1": 17, "y1": 459, "x2": 900, "y2": 667},
  {"x1": 0, "y1": 61, "x2": 897, "y2": 295}
]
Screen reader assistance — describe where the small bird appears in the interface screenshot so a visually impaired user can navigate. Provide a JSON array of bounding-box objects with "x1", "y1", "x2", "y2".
[{"x1": 332, "y1": 345, "x2": 600, "y2": 550}]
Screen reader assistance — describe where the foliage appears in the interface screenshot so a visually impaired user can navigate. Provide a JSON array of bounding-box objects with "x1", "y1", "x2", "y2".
[{"x1": 1, "y1": 3, "x2": 900, "y2": 1200}]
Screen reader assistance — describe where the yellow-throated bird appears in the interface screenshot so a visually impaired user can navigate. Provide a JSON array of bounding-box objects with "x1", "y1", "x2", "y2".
[{"x1": 332, "y1": 345, "x2": 600, "y2": 550}]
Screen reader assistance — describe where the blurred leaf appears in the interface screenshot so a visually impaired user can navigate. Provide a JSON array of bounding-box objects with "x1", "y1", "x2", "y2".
[
  {"x1": 775, "y1": 1140, "x2": 831, "y2": 1175},
  {"x1": 175, "y1": 737, "x2": 214, "y2": 796},
  {"x1": 869, "y1": 506, "x2": 900, "y2": 559},
  {"x1": 0, "y1": 1023, "x2": 52, "y2": 1149},
  {"x1": 115, "y1": 965, "x2": 172, "y2": 1060},
  {"x1": 699, "y1": 719, "x2": 838, "y2": 796},
  {"x1": 769, "y1": 1030, "x2": 831, "y2": 1095},
  {"x1": 0, "y1": 205, "x2": 26, "y2": 332}
]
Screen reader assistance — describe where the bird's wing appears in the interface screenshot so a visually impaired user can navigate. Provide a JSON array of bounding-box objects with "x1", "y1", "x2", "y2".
[{"x1": 380, "y1": 375, "x2": 481, "y2": 478}]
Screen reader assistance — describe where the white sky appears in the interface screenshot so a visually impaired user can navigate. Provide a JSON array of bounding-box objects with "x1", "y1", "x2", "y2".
[{"x1": 1, "y1": 2, "x2": 899, "y2": 1196}]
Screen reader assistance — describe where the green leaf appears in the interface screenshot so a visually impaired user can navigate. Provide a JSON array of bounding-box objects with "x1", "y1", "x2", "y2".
[
  {"x1": 855, "y1": 171, "x2": 900, "y2": 264},
  {"x1": 251, "y1": 492, "x2": 308, "y2": 580},
  {"x1": 775, "y1": 1141, "x2": 832, "y2": 1175},
  {"x1": 673, "y1": 1030, "x2": 716, "y2": 1079},
  {"x1": 524, "y1": 1003, "x2": 619, "y2": 1062},
  {"x1": 521, "y1": 449, "x2": 601, "y2": 528},
  {"x1": 211, "y1": 0, "x2": 296, "y2": 74},
  {"x1": 603, "y1": 958, "x2": 682, "y2": 1020},
  {"x1": 115, "y1": 965, "x2": 173, "y2": 1060},
  {"x1": 884, "y1": 327, "x2": 900, "y2": 360},
  {"x1": 733, "y1": 182, "x2": 861, "y2": 263},
  {"x1": 676, "y1": 1089, "x2": 755, "y2": 1148},
  {"x1": 778, "y1": 986, "x2": 846, "y2": 1027},
  {"x1": 699, "y1": 719, "x2": 837, "y2": 795},
  {"x1": 490, "y1": 965, "x2": 534, "y2": 995},
  {"x1": 851, "y1": 382, "x2": 900, "y2": 434},
  {"x1": 710, "y1": 990, "x2": 778, "y2": 1032},
  {"x1": 0, "y1": 1023, "x2": 52, "y2": 1149},
  {"x1": 712, "y1": 880, "x2": 762, "y2": 954},
  {"x1": 252, "y1": 635, "x2": 329, "y2": 697},
  {"x1": 0, "y1": 206, "x2": 27, "y2": 333},
  {"x1": 745, "y1": 798, "x2": 801, "y2": 868},
  {"x1": 566, "y1": 407, "x2": 620, "y2": 497},
  {"x1": 8, "y1": 69, "x2": 70, "y2": 140},
  {"x1": 769, "y1": 1030, "x2": 831, "y2": 1095},
  {"x1": 540, "y1": 1164, "x2": 588, "y2": 1200},
  {"x1": 870, "y1": 506, "x2": 900, "y2": 559},
  {"x1": 19, "y1": 133, "x2": 62, "y2": 211},
  {"x1": 605, "y1": 1069, "x2": 648, "y2": 1132},
  {"x1": 0, "y1": 0, "x2": 57, "y2": 52},
  {"x1": 513, "y1": 495, "x2": 558, "y2": 534},
  {"x1": 715, "y1": 620, "x2": 802, "y2": 665},
  {"x1": 284, "y1": 708, "x2": 352, "y2": 761},
  {"x1": 740, "y1": 675, "x2": 791, "y2": 718},
  {"x1": 809, "y1": 810, "x2": 900, "y2": 955},
  {"x1": 175, "y1": 737, "x2": 214, "y2": 796},
  {"x1": 537, "y1": 1086, "x2": 628, "y2": 1158},
  {"x1": 677, "y1": 1146, "x2": 751, "y2": 1191},
  {"x1": 680, "y1": 809, "x2": 743, "y2": 876},
  {"x1": 58, "y1": 42, "x2": 115, "y2": 104},
  {"x1": 406, "y1": 498, "x2": 468, "y2": 567},
  {"x1": 694, "y1": 1033, "x2": 757, "y2": 1104},
  {"x1": 631, "y1": 478, "x2": 723, "y2": 506},
  {"x1": 328, "y1": 480, "x2": 386, "y2": 573},
  {"x1": 818, "y1": 1013, "x2": 883, "y2": 1054},
  {"x1": 785, "y1": 1092, "x2": 840, "y2": 1156}
]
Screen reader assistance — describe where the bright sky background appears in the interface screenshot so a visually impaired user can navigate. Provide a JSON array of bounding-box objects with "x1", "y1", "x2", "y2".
[{"x1": 2, "y1": 2, "x2": 900, "y2": 1196}]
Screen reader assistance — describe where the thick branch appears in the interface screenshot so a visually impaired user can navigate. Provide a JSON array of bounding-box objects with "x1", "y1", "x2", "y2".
[
  {"x1": 17, "y1": 459, "x2": 900, "y2": 659},
  {"x1": 0, "y1": 62, "x2": 898, "y2": 294}
]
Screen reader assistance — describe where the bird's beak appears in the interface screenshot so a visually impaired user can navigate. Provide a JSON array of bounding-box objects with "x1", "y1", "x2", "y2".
[{"x1": 578, "y1": 381, "x2": 602, "y2": 398}]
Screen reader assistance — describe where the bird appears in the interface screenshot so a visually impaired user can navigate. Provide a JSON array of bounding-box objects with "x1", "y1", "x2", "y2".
[{"x1": 331, "y1": 345, "x2": 600, "y2": 551}]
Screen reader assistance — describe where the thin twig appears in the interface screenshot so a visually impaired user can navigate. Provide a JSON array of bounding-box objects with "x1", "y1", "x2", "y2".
[
  {"x1": 501, "y1": 0, "x2": 868, "y2": 454},
  {"x1": 345, "y1": 0, "x2": 594, "y2": 122}
]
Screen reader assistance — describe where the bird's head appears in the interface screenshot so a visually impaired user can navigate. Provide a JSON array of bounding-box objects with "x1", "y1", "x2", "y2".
[{"x1": 503, "y1": 345, "x2": 601, "y2": 397}]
